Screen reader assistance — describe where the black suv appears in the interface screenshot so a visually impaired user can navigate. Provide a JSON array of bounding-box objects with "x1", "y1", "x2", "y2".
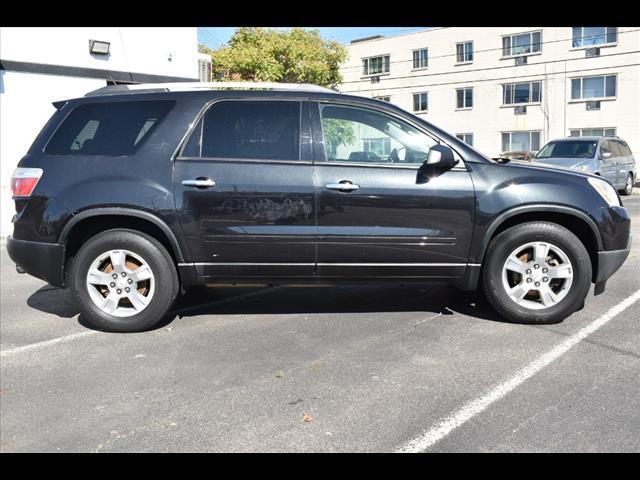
[{"x1": 7, "y1": 82, "x2": 632, "y2": 332}]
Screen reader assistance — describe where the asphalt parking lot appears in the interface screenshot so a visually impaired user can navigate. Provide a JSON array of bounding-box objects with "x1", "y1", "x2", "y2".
[{"x1": 1, "y1": 195, "x2": 639, "y2": 452}]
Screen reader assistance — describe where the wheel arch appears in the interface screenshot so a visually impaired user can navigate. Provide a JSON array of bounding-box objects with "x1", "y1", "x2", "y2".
[
  {"x1": 59, "y1": 208, "x2": 185, "y2": 268},
  {"x1": 476, "y1": 205, "x2": 603, "y2": 282}
]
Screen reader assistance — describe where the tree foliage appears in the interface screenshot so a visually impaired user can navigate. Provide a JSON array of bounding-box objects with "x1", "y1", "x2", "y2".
[
  {"x1": 323, "y1": 118, "x2": 356, "y2": 159},
  {"x1": 200, "y1": 28, "x2": 348, "y2": 87}
]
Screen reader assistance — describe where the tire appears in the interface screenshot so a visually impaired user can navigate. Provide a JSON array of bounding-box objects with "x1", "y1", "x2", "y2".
[
  {"x1": 482, "y1": 222, "x2": 592, "y2": 324},
  {"x1": 619, "y1": 173, "x2": 633, "y2": 196},
  {"x1": 70, "y1": 229, "x2": 179, "y2": 332}
]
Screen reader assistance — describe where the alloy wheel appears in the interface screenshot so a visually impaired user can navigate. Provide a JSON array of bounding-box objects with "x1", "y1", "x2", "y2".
[{"x1": 501, "y1": 241, "x2": 573, "y2": 310}]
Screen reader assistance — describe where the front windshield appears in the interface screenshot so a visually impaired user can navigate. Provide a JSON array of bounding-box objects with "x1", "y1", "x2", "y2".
[{"x1": 535, "y1": 140, "x2": 597, "y2": 159}]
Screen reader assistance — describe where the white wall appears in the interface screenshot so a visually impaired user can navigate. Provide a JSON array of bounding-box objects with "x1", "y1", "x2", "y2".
[
  {"x1": 0, "y1": 27, "x2": 199, "y2": 237},
  {"x1": 0, "y1": 72, "x2": 106, "y2": 235},
  {"x1": 0, "y1": 27, "x2": 198, "y2": 79},
  {"x1": 339, "y1": 27, "x2": 640, "y2": 160}
]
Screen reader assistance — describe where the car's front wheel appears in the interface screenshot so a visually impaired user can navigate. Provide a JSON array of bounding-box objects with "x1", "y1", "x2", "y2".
[
  {"x1": 482, "y1": 222, "x2": 592, "y2": 324},
  {"x1": 70, "y1": 229, "x2": 179, "y2": 332}
]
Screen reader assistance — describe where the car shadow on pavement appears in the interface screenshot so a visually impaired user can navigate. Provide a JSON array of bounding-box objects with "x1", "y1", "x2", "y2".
[
  {"x1": 26, "y1": 283, "x2": 515, "y2": 332},
  {"x1": 171, "y1": 284, "x2": 510, "y2": 324}
]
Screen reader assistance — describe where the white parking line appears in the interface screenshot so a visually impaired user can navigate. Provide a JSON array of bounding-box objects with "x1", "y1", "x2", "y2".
[
  {"x1": 1, "y1": 331, "x2": 99, "y2": 358},
  {"x1": 396, "y1": 288, "x2": 640, "y2": 453},
  {"x1": 0, "y1": 286, "x2": 280, "y2": 358}
]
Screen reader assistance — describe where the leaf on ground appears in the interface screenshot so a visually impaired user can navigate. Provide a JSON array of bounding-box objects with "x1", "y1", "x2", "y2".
[{"x1": 302, "y1": 413, "x2": 313, "y2": 422}]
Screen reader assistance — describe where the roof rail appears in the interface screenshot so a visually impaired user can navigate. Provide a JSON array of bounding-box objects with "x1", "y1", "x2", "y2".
[{"x1": 85, "y1": 81, "x2": 337, "y2": 97}]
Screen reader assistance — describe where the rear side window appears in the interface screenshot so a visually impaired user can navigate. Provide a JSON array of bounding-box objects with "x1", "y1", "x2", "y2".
[
  {"x1": 615, "y1": 140, "x2": 632, "y2": 156},
  {"x1": 609, "y1": 141, "x2": 622, "y2": 157},
  {"x1": 181, "y1": 101, "x2": 300, "y2": 161},
  {"x1": 45, "y1": 100, "x2": 174, "y2": 156}
]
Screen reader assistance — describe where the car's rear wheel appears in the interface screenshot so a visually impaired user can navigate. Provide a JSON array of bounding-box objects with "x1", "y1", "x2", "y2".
[
  {"x1": 70, "y1": 229, "x2": 179, "y2": 332},
  {"x1": 620, "y1": 173, "x2": 634, "y2": 196},
  {"x1": 482, "y1": 222, "x2": 592, "y2": 324}
]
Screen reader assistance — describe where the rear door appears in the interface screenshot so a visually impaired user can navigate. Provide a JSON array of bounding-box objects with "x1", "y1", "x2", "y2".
[
  {"x1": 311, "y1": 101, "x2": 475, "y2": 280},
  {"x1": 612, "y1": 139, "x2": 633, "y2": 186},
  {"x1": 173, "y1": 99, "x2": 316, "y2": 282}
]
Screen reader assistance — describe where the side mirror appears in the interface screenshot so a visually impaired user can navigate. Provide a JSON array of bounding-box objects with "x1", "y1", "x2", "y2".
[
  {"x1": 424, "y1": 145, "x2": 458, "y2": 169},
  {"x1": 601, "y1": 151, "x2": 612, "y2": 160}
]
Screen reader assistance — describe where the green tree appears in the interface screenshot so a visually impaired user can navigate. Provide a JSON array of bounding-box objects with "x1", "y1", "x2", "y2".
[
  {"x1": 323, "y1": 118, "x2": 355, "y2": 160},
  {"x1": 201, "y1": 28, "x2": 348, "y2": 88}
]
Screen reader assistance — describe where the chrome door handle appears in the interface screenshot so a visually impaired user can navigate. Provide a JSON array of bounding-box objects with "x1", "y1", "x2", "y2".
[
  {"x1": 325, "y1": 181, "x2": 360, "y2": 192},
  {"x1": 182, "y1": 178, "x2": 216, "y2": 188}
]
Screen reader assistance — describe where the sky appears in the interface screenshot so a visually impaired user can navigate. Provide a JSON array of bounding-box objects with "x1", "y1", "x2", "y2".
[{"x1": 197, "y1": 27, "x2": 434, "y2": 50}]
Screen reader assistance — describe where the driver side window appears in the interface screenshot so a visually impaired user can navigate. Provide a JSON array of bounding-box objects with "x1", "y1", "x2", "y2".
[{"x1": 320, "y1": 104, "x2": 437, "y2": 166}]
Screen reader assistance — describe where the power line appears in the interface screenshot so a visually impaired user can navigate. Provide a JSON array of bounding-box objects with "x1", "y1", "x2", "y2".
[
  {"x1": 199, "y1": 28, "x2": 226, "y2": 49},
  {"x1": 338, "y1": 49, "x2": 640, "y2": 92},
  {"x1": 323, "y1": 27, "x2": 431, "y2": 40},
  {"x1": 339, "y1": 60, "x2": 640, "y2": 94},
  {"x1": 339, "y1": 28, "x2": 640, "y2": 73}
]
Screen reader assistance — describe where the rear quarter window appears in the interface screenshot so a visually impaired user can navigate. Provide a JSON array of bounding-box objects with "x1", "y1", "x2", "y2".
[{"x1": 45, "y1": 100, "x2": 174, "y2": 156}]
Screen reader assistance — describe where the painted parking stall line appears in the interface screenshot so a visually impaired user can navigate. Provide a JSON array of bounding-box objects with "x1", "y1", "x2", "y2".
[
  {"x1": 1, "y1": 286, "x2": 280, "y2": 358},
  {"x1": 1, "y1": 331, "x2": 99, "y2": 358},
  {"x1": 396, "y1": 288, "x2": 640, "y2": 453}
]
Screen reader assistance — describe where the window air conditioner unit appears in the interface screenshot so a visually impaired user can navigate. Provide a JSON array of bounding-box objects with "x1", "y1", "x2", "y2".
[
  {"x1": 585, "y1": 47, "x2": 601, "y2": 58},
  {"x1": 515, "y1": 56, "x2": 527, "y2": 66},
  {"x1": 370, "y1": 76, "x2": 380, "y2": 84},
  {"x1": 514, "y1": 105, "x2": 527, "y2": 115},
  {"x1": 586, "y1": 101, "x2": 601, "y2": 111}
]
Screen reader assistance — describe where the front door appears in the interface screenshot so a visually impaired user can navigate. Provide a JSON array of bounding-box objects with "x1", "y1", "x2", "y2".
[
  {"x1": 173, "y1": 99, "x2": 316, "y2": 281},
  {"x1": 598, "y1": 140, "x2": 619, "y2": 186},
  {"x1": 311, "y1": 102, "x2": 475, "y2": 280}
]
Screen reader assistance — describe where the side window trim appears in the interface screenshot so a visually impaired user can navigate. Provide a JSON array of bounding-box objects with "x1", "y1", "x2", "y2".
[
  {"x1": 176, "y1": 98, "x2": 307, "y2": 163},
  {"x1": 310, "y1": 100, "x2": 466, "y2": 170}
]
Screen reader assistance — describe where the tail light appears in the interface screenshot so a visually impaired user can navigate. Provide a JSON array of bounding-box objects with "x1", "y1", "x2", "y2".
[{"x1": 11, "y1": 168, "x2": 43, "y2": 197}]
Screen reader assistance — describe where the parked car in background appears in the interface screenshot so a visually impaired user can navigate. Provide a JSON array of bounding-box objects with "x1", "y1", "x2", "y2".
[
  {"x1": 499, "y1": 151, "x2": 535, "y2": 161},
  {"x1": 533, "y1": 137, "x2": 636, "y2": 196},
  {"x1": 6, "y1": 83, "x2": 632, "y2": 332}
]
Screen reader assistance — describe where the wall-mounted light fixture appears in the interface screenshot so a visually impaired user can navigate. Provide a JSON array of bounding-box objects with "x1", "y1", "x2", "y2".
[{"x1": 89, "y1": 40, "x2": 110, "y2": 55}]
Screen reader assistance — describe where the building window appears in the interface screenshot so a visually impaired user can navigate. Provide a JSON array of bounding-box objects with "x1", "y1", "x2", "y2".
[
  {"x1": 572, "y1": 27, "x2": 617, "y2": 48},
  {"x1": 456, "y1": 87, "x2": 473, "y2": 109},
  {"x1": 501, "y1": 131, "x2": 541, "y2": 153},
  {"x1": 502, "y1": 31, "x2": 542, "y2": 57},
  {"x1": 571, "y1": 75, "x2": 616, "y2": 100},
  {"x1": 503, "y1": 81, "x2": 542, "y2": 105},
  {"x1": 413, "y1": 48, "x2": 428, "y2": 69},
  {"x1": 456, "y1": 133, "x2": 473, "y2": 146},
  {"x1": 456, "y1": 41, "x2": 474, "y2": 63},
  {"x1": 362, "y1": 55, "x2": 390, "y2": 76},
  {"x1": 373, "y1": 96, "x2": 391, "y2": 102},
  {"x1": 569, "y1": 128, "x2": 617, "y2": 137},
  {"x1": 198, "y1": 57, "x2": 212, "y2": 82},
  {"x1": 413, "y1": 92, "x2": 428, "y2": 112}
]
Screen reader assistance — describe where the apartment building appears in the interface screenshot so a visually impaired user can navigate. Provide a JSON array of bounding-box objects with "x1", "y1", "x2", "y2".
[{"x1": 338, "y1": 27, "x2": 640, "y2": 160}]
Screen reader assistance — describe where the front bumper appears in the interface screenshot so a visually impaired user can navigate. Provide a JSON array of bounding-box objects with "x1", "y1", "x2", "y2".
[
  {"x1": 6, "y1": 236, "x2": 66, "y2": 287},
  {"x1": 596, "y1": 236, "x2": 632, "y2": 283},
  {"x1": 593, "y1": 235, "x2": 632, "y2": 295}
]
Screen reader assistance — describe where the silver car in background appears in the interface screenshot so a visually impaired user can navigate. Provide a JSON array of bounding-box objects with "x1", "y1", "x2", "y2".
[{"x1": 534, "y1": 137, "x2": 636, "y2": 196}]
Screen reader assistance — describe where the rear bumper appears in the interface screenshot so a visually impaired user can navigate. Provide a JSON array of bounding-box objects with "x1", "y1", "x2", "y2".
[
  {"x1": 6, "y1": 236, "x2": 65, "y2": 287},
  {"x1": 595, "y1": 236, "x2": 631, "y2": 283}
]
